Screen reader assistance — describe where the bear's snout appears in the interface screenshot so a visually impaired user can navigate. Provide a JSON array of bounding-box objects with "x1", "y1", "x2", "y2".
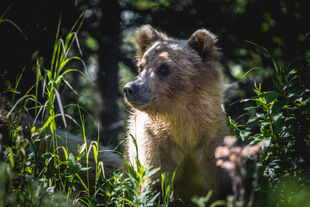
[
  {"x1": 123, "y1": 82, "x2": 138, "y2": 100},
  {"x1": 123, "y1": 78, "x2": 155, "y2": 109}
]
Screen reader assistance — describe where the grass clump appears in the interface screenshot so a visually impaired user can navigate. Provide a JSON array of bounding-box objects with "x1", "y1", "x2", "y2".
[{"x1": 0, "y1": 16, "x2": 174, "y2": 206}]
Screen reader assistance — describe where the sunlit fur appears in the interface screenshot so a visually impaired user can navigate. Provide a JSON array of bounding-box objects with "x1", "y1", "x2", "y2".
[{"x1": 125, "y1": 25, "x2": 230, "y2": 203}]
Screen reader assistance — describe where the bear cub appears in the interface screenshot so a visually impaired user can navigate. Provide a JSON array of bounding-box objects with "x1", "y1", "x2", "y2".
[{"x1": 123, "y1": 25, "x2": 230, "y2": 203}]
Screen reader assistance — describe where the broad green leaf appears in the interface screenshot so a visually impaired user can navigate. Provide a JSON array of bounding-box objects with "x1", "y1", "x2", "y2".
[
  {"x1": 272, "y1": 101, "x2": 285, "y2": 113},
  {"x1": 260, "y1": 91, "x2": 279, "y2": 104}
]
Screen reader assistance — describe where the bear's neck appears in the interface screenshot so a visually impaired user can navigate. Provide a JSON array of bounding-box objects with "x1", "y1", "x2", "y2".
[{"x1": 149, "y1": 92, "x2": 227, "y2": 151}]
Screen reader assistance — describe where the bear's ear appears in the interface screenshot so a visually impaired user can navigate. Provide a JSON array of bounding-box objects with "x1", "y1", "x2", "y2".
[
  {"x1": 188, "y1": 29, "x2": 220, "y2": 59},
  {"x1": 135, "y1": 25, "x2": 169, "y2": 59}
]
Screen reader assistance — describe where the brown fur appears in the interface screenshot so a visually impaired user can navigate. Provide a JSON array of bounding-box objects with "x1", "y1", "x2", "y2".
[{"x1": 124, "y1": 25, "x2": 230, "y2": 203}]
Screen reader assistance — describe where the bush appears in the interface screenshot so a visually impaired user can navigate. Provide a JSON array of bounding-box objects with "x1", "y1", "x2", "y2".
[{"x1": 228, "y1": 46, "x2": 310, "y2": 206}]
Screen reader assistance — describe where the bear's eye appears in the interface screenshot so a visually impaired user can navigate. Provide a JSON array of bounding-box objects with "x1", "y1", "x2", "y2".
[{"x1": 157, "y1": 64, "x2": 170, "y2": 77}]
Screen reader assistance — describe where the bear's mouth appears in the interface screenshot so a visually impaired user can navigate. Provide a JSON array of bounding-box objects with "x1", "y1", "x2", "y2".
[{"x1": 127, "y1": 96, "x2": 157, "y2": 109}]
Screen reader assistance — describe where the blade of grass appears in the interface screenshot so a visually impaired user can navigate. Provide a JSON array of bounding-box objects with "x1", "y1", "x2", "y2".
[
  {"x1": 51, "y1": 16, "x2": 62, "y2": 72},
  {"x1": 54, "y1": 88, "x2": 67, "y2": 128}
]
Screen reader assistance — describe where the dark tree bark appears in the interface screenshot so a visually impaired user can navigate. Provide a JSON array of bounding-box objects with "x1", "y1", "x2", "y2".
[{"x1": 95, "y1": 1, "x2": 122, "y2": 146}]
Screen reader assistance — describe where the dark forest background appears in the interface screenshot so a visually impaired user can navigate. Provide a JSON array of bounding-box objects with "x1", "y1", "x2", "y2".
[{"x1": 1, "y1": 0, "x2": 309, "y2": 145}]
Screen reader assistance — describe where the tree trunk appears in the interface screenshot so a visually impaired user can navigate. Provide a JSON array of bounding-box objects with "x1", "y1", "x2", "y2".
[{"x1": 96, "y1": 1, "x2": 121, "y2": 146}]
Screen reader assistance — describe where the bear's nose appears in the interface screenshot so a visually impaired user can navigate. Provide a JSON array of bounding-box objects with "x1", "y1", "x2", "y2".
[{"x1": 123, "y1": 82, "x2": 137, "y2": 100}]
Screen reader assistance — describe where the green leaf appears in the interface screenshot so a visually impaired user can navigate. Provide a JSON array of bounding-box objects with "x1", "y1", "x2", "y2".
[
  {"x1": 272, "y1": 101, "x2": 286, "y2": 113},
  {"x1": 210, "y1": 200, "x2": 227, "y2": 207},
  {"x1": 68, "y1": 152, "x2": 75, "y2": 163},
  {"x1": 247, "y1": 116, "x2": 259, "y2": 124},
  {"x1": 240, "y1": 130, "x2": 251, "y2": 141},
  {"x1": 256, "y1": 97, "x2": 267, "y2": 105},
  {"x1": 60, "y1": 146, "x2": 69, "y2": 160},
  {"x1": 287, "y1": 69, "x2": 298, "y2": 77},
  {"x1": 240, "y1": 98, "x2": 251, "y2": 103},
  {"x1": 272, "y1": 113, "x2": 283, "y2": 122},
  {"x1": 274, "y1": 118, "x2": 284, "y2": 134},
  {"x1": 38, "y1": 115, "x2": 55, "y2": 134},
  {"x1": 31, "y1": 126, "x2": 36, "y2": 133},
  {"x1": 9, "y1": 147, "x2": 15, "y2": 167},
  {"x1": 260, "y1": 91, "x2": 279, "y2": 104},
  {"x1": 256, "y1": 113, "x2": 265, "y2": 118},
  {"x1": 55, "y1": 88, "x2": 67, "y2": 128},
  {"x1": 79, "y1": 143, "x2": 86, "y2": 154},
  {"x1": 6, "y1": 94, "x2": 36, "y2": 118},
  {"x1": 92, "y1": 143, "x2": 98, "y2": 164},
  {"x1": 81, "y1": 167, "x2": 91, "y2": 171}
]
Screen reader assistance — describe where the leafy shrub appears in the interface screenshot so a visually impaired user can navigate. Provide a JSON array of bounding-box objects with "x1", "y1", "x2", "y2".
[{"x1": 228, "y1": 46, "x2": 310, "y2": 206}]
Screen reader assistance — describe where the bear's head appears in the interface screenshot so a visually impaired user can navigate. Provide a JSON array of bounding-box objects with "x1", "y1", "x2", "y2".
[{"x1": 123, "y1": 25, "x2": 222, "y2": 115}]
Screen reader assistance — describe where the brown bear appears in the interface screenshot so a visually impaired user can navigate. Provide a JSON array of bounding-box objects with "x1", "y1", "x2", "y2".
[{"x1": 123, "y1": 25, "x2": 231, "y2": 204}]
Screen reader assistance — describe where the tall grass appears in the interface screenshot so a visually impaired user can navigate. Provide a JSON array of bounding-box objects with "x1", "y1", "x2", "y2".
[{"x1": 0, "y1": 16, "x2": 175, "y2": 207}]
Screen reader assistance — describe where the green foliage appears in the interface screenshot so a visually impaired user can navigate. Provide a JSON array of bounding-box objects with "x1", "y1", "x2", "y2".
[
  {"x1": 0, "y1": 17, "x2": 174, "y2": 207},
  {"x1": 228, "y1": 46, "x2": 310, "y2": 206},
  {"x1": 129, "y1": 0, "x2": 170, "y2": 10},
  {"x1": 0, "y1": 162, "x2": 73, "y2": 207},
  {"x1": 191, "y1": 191, "x2": 227, "y2": 207},
  {"x1": 80, "y1": 135, "x2": 175, "y2": 206},
  {"x1": 1, "y1": 16, "x2": 88, "y2": 206}
]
